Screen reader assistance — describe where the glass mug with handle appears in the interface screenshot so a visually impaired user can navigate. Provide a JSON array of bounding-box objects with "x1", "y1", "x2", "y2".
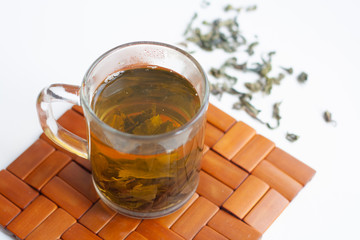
[{"x1": 36, "y1": 41, "x2": 209, "y2": 218}]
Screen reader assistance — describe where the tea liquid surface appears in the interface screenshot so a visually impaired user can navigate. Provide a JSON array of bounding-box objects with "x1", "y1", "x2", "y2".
[
  {"x1": 92, "y1": 66, "x2": 200, "y2": 135},
  {"x1": 90, "y1": 66, "x2": 203, "y2": 214}
]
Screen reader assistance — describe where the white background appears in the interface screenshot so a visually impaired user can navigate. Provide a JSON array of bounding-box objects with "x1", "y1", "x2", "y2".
[{"x1": 1, "y1": 0, "x2": 360, "y2": 239}]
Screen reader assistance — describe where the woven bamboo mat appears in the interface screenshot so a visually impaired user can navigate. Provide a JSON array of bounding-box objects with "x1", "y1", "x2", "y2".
[{"x1": 0, "y1": 104, "x2": 315, "y2": 240}]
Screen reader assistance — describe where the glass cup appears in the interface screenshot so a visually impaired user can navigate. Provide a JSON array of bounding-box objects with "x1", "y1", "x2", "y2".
[{"x1": 36, "y1": 41, "x2": 209, "y2": 218}]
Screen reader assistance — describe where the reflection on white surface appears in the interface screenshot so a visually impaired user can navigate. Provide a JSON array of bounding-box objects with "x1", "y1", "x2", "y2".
[{"x1": 1, "y1": 0, "x2": 360, "y2": 239}]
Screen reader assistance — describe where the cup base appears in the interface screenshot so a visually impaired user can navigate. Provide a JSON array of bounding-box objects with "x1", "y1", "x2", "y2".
[{"x1": 93, "y1": 178, "x2": 198, "y2": 219}]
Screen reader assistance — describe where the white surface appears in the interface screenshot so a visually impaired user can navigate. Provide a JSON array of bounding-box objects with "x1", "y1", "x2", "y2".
[{"x1": 0, "y1": 0, "x2": 359, "y2": 239}]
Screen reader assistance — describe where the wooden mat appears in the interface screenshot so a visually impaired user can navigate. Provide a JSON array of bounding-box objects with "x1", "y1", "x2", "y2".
[{"x1": 0, "y1": 104, "x2": 315, "y2": 240}]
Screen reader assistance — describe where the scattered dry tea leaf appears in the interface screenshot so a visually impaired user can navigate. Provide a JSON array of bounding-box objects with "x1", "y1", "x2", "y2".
[
  {"x1": 297, "y1": 72, "x2": 308, "y2": 83},
  {"x1": 286, "y1": 133, "x2": 299, "y2": 142},
  {"x1": 323, "y1": 111, "x2": 337, "y2": 126}
]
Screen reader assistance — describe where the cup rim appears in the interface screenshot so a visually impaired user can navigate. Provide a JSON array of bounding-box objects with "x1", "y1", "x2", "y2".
[{"x1": 80, "y1": 41, "x2": 209, "y2": 141}]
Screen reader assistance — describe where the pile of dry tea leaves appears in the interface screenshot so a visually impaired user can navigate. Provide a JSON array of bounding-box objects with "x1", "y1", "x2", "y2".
[{"x1": 181, "y1": 2, "x2": 335, "y2": 142}]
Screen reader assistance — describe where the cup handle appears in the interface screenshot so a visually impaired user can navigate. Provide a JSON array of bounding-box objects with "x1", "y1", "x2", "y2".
[{"x1": 36, "y1": 84, "x2": 88, "y2": 159}]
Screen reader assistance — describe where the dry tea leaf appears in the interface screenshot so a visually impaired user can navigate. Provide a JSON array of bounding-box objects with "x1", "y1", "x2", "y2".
[
  {"x1": 266, "y1": 102, "x2": 282, "y2": 129},
  {"x1": 297, "y1": 72, "x2": 308, "y2": 83},
  {"x1": 246, "y1": 41, "x2": 259, "y2": 56},
  {"x1": 281, "y1": 66, "x2": 294, "y2": 75},
  {"x1": 323, "y1": 110, "x2": 337, "y2": 126},
  {"x1": 183, "y1": 3, "x2": 315, "y2": 140},
  {"x1": 286, "y1": 133, "x2": 299, "y2": 142}
]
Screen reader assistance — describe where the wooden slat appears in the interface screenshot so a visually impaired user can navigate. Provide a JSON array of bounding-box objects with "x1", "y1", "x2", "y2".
[
  {"x1": 194, "y1": 226, "x2": 228, "y2": 240},
  {"x1": 205, "y1": 122, "x2": 224, "y2": 147},
  {"x1": 232, "y1": 134, "x2": 275, "y2": 172},
  {"x1": 213, "y1": 121, "x2": 256, "y2": 160},
  {"x1": 124, "y1": 231, "x2": 148, "y2": 240},
  {"x1": 171, "y1": 197, "x2": 219, "y2": 239},
  {"x1": 252, "y1": 160, "x2": 303, "y2": 201},
  {"x1": 136, "y1": 220, "x2": 183, "y2": 240},
  {"x1": 0, "y1": 170, "x2": 38, "y2": 209},
  {"x1": 25, "y1": 151, "x2": 71, "y2": 190},
  {"x1": 223, "y1": 175, "x2": 269, "y2": 219},
  {"x1": 154, "y1": 193, "x2": 199, "y2": 228},
  {"x1": 196, "y1": 171, "x2": 233, "y2": 206},
  {"x1": 266, "y1": 147, "x2": 316, "y2": 186},
  {"x1": 98, "y1": 214, "x2": 141, "y2": 240},
  {"x1": 41, "y1": 176, "x2": 92, "y2": 219},
  {"x1": 7, "y1": 139, "x2": 54, "y2": 179},
  {"x1": 25, "y1": 208, "x2": 76, "y2": 240},
  {"x1": 58, "y1": 161, "x2": 99, "y2": 203},
  {"x1": 7, "y1": 196, "x2": 57, "y2": 239},
  {"x1": 57, "y1": 109, "x2": 87, "y2": 139},
  {"x1": 79, "y1": 200, "x2": 116, "y2": 233},
  {"x1": 244, "y1": 189, "x2": 289, "y2": 233},
  {"x1": 206, "y1": 104, "x2": 236, "y2": 132},
  {"x1": 62, "y1": 223, "x2": 102, "y2": 240},
  {"x1": 208, "y1": 210, "x2": 262, "y2": 240},
  {"x1": 0, "y1": 194, "x2": 20, "y2": 227},
  {"x1": 201, "y1": 150, "x2": 248, "y2": 189}
]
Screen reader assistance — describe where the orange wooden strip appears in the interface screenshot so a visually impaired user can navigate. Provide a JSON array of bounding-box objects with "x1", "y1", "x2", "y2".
[
  {"x1": 208, "y1": 210, "x2": 262, "y2": 240},
  {"x1": 205, "y1": 122, "x2": 224, "y2": 147},
  {"x1": 125, "y1": 231, "x2": 148, "y2": 240},
  {"x1": 232, "y1": 134, "x2": 275, "y2": 172},
  {"x1": 58, "y1": 109, "x2": 87, "y2": 139},
  {"x1": 39, "y1": 133, "x2": 92, "y2": 171},
  {"x1": 266, "y1": 147, "x2": 316, "y2": 186},
  {"x1": 244, "y1": 189, "x2": 289, "y2": 233},
  {"x1": 98, "y1": 214, "x2": 141, "y2": 240},
  {"x1": 0, "y1": 194, "x2": 20, "y2": 227},
  {"x1": 7, "y1": 138, "x2": 55, "y2": 179},
  {"x1": 7, "y1": 196, "x2": 57, "y2": 239},
  {"x1": 201, "y1": 150, "x2": 248, "y2": 189},
  {"x1": 136, "y1": 220, "x2": 183, "y2": 240},
  {"x1": 72, "y1": 105, "x2": 84, "y2": 116},
  {"x1": 223, "y1": 175, "x2": 269, "y2": 219},
  {"x1": 72, "y1": 156, "x2": 92, "y2": 172},
  {"x1": 0, "y1": 170, "x2": 38, "y2": 209},
  {"x1": 58, "y1": 161, "x2": 98, "y2": 203},
  {"x1": 62, "y1": 223, "x2": 102, "y2": 240},
  {"x1": 154, "y1": 193, "x2": 199, "y2": 228},
  {"x1": 203, "y1": 145, "x2": 210, "y2": 155},
  {"x1": 171, "y1": 196, "x2": 219, "y2": 239},
  {"x1": 196, "y1": 171, "x2": 233, "y2": 206},
  {"x1": 206, "y1": 104, "x2": 236, "y2": 132},
  {"x1": 79, "y1": 200, "x2": 116, "y2": 233},
  {"x1": 194, "y1": 226, "x2": 228, "y2": 240},
  {"x1": 25, "y1": 208, "x2": 76, "y2": 240},
  {"x1": 25, "y1": 151, "x2": 71, "y2": 190},
  {"x1": 41, "y1": 176, "x2": 92, "y2": 219},
  {"x1": 213, "y1": 121, "x2": 256, "y2": 160},
  {"x1": 252, "y1": 160, "x2": 303, "y2": 201}
]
